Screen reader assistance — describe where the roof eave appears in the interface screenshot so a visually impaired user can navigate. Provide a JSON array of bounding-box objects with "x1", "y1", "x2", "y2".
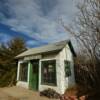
[
  {"x1": 68, "y1": 41, "x2": 77, "y2": 57},
  {"x1": 15, "y1": 49, "x2": 62, "y2": 59}
]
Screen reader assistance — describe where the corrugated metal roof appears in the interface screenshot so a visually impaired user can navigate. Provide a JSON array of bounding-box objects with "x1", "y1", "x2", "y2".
[{"x1": 16, "y1": 40, "x2": 68, "y2": 58}]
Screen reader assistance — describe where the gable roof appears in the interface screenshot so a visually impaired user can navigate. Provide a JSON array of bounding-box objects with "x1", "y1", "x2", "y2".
[{"x1": 16, "y1": 40, "x2": 76, "y2": 59}]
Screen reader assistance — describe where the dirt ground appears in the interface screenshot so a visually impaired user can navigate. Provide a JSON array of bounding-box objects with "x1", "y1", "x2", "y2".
[{"x1": 0, "y1": 86, "x2": 59, "y2": 100}]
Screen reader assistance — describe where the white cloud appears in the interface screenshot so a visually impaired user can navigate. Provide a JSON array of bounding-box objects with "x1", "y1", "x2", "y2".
[{"x1": 1, "y1": 0, "x2": 78, "y2": 42}]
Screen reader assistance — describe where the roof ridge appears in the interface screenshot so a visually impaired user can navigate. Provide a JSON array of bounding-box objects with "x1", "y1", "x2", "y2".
[
  {"x1": 16, "y1": 40, "x2": 76, "y2": 59},
  {"x1": 28, "y1": 40, "x2": 69, "y2": 50}
]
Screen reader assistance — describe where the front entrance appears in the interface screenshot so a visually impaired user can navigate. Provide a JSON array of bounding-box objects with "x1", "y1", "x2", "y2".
[{"x1": 29, "y1": 60, "x2": 39, "y2": 90}]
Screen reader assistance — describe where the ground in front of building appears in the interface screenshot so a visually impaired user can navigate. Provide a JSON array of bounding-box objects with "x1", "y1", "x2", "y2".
[{"x1": 0, "y1": 86, "x2": 59, "y2": 100}]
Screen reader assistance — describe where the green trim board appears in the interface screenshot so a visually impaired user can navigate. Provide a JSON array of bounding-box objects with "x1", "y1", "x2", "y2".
[
  {"x1": 64, "y1": 60, "x2": 71, "y2": 77},
  {"x1": 29, "y1": 60, "x2": 39, "y2": 90}
]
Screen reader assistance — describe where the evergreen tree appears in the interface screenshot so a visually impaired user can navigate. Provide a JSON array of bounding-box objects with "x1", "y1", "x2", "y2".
[{"x1": 0, "y1": 37, "x2": 27, "y2": 87}]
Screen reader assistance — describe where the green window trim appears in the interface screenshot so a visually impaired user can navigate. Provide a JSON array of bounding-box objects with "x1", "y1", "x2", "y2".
[
  {"x1": 64, "y1": 60, "x2": 71, "y2": 77},
  {"x1": 41, "y1": 60, "x2": 57, "y2": 86}
]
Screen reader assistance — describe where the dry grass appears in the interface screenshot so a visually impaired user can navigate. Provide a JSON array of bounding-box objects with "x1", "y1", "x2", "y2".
[{"x1": 64, "y1": 85, "x2": 78, "y2": 97}]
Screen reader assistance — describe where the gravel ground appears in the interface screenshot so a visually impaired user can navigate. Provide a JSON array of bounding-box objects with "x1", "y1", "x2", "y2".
[{"x1": 0, "y1": 86, "x2": 59, "y2": 100}]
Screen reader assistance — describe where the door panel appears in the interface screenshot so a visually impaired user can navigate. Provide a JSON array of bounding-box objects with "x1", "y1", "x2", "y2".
[{"x1": 29, "y1": 60, "x2": 39, "y2": 90}]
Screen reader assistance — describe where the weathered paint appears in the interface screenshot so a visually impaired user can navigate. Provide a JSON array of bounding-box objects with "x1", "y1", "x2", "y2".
[
  {"x1": 16, "y1": 60, "x2": 29, "y2": 89},
  {"x1": 65, "y1": 44, "x2": 75, "y2": 87},
  {"x1": 28, "y1": 61, "x2": 30, "y2": 86},
  {"x1": 16, "y1": 44, "x2": 75, "y2": 94},
  {"x1": 39, "y1": 58, "x2": 60, "y2": 93},
  {"x1": 17, "y1": 81, "x2": 28, "y2": 89},
  {"x1": 29, "y1": 61, "x2": 39, "y2": 90},
  {"x1": 28, "y1": 61, "x2": 33, "y2": 89},
  {"x1": 24, "y1": 55, "x2": 41, "y2": 60},
  {"x1": 57, "y1": 44, "x2": 75, "y2": 93},
  {"x1": 17, "y1": 61, "x2": 20, "y2": 81}
]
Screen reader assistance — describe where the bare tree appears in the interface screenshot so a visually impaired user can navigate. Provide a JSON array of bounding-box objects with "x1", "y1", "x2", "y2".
[{"x1": 61, "y1": 0, "x2": 100, "y2": 88}]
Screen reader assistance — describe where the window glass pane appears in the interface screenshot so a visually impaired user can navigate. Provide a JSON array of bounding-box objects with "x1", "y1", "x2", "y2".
[
  {"x1": 65, "y1": 61, "x2": 71, "y2": 77},
  {"x1": 19, "y1": 62, "x2": 28, "y2": 82},
  {"x1": 41, "y1": 60, "x2": 56, "y2": 85}
]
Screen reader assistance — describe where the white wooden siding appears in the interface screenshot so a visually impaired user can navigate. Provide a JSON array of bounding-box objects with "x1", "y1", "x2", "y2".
[
  {"x1": 16, "y1": 60, "x2": 29, "y2": 89},
  {"x1": 58, "y1": 44, "x2": 75, "y2": 93},
  {"x1": 16, "y1": 43, "x2": 75, "y2": 94}
]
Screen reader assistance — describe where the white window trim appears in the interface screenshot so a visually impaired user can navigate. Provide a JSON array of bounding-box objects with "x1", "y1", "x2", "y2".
[
  {"x1": 39, "y1": 58, "x2": 57, "y2": 86},
  {"x1": 17, "y1": 60, "x2": 29, "y2": 83}
]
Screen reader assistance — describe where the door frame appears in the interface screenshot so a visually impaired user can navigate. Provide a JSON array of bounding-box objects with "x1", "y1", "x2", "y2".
[{"x1": 29, "y1": 60, "x2": 39, "y2": 90}]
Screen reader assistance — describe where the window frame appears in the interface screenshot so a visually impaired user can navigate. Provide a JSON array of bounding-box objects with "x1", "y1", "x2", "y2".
[
  {"x1": 64, "y1": 60, "x2": 71, "y2": 77},
  {"x1": 19, "y1": 61, "x2": 28, "y2": 82},
  {"x1": 40, "y1": 59, "x2": 57, "y2": 86}
]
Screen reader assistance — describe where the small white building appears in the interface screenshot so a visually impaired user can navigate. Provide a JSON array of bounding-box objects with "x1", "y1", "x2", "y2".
[{"x1": 16, "y1": 40, "x2": 76, "y2": 94}]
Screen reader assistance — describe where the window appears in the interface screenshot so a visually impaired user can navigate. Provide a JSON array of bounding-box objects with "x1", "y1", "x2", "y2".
[
  {"x1": 19, "y1": 62, "x2": 28, "y2": 82},
  {"x1": 41, "y1": 60, "x2": 56, "y2": 85},
  {"x1": 64, "y1": 60, "x2": 71, "y2": 77}
]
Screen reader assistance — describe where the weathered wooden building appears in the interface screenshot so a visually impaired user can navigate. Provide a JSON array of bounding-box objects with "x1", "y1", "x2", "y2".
[{"x1": 16, "y1": 40, "x2": 76, "y2": 94}]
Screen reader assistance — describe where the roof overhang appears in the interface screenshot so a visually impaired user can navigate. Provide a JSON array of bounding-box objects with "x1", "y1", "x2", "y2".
[
  {"x1": 15, "y1": 40, "x2": 76, "y2": 59},
  {"x1": 67, "y1": 41, "x2": 77, "y2": 57}
]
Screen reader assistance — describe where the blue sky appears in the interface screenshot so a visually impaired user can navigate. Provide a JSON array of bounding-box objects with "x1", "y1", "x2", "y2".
[{"x1": 0, "y1": 0, "x2": 77, "y2": 47}]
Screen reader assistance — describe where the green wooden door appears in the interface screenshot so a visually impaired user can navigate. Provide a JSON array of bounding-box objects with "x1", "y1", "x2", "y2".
[{"x1": 29, "y1": 60, "x2": 39, "y2": 90}]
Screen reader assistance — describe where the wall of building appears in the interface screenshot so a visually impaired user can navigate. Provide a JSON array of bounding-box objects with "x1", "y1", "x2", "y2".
[
  {"x1": 16, "y1": 60, "x2": 29, "y2": 89},
  {"x1": 16, "y1": 44, "x2": 75, "y2": 94},
  {"x1": 65, "y1": 44, "x2": 75, "y2": 87},
  {"x1": 38, "y1": 52, "x2": 63, "y2": 94},
  {"x1": 58, "y1": 44, "x2": 75, "y2": 93},
  {"x1": 16, "y1": 52, "x2": 63, "y2": 94},
  {"x1": 38, "y1": 45, "x2": 75, "y2": 94}
]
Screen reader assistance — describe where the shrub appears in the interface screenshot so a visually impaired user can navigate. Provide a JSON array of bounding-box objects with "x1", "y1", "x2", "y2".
[{"x1": 40, "y1": 88, "x2": 60, "y2": 99}]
